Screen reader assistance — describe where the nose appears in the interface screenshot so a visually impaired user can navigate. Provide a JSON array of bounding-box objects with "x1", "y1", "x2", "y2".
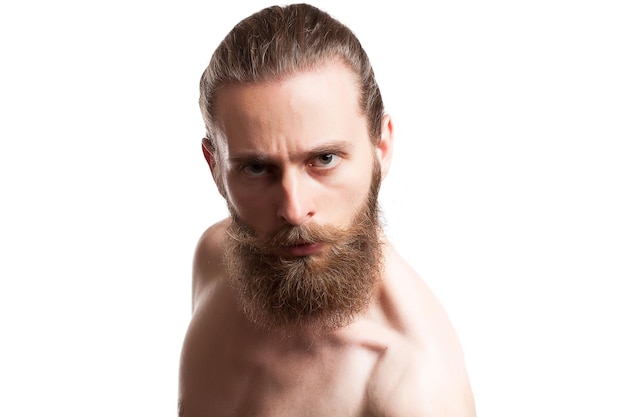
[{"x1": 276, "y1": 169, "x2": 315, "y2": 226}]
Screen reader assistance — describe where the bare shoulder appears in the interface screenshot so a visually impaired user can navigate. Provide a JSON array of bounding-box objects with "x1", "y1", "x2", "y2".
[
  {"x1": 191, "y1": 218, "x2": 230, "y2": 311},
  {"x1": 366, "y1": 335, "x2": 476, "y2": 417},
  {"x1": 179, "y1": 219, "x2": 241, "y2": 416},
  {"x1": 362, "y1": 243, "x2": 476, "y2": 416}
]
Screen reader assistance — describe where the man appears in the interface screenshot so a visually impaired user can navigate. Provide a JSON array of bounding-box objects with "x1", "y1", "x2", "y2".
[{"x1": 178, "y1": 3, "x2": 475, "y2": 416}]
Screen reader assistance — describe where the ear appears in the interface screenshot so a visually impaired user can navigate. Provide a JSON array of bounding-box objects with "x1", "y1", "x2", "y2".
[
  {"x1": 202, "y1": 138, "x2": 226, "y2": 197},
  {"x1": 375, "y1": 114, "x2": 394, "y2": 179},
  {"x1": 201, "y1": 137, "x2": 218, "y2": 178}
]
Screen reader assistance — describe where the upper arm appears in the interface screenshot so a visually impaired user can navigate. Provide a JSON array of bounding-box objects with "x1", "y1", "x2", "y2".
[
  {"x1": 397, "y1": 349, "x2": 475, "y2": 417},
  {"x1": 191, "y1": 219, "x2": 229, "y2": 312},
  {"x1": 366, "y1": 335, "x2": 475, "y2": 417}
]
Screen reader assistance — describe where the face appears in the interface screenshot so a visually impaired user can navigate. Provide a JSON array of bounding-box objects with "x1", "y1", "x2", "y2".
[{"x1": 206, "y1": 61, "x2": 393, "y2": 330}]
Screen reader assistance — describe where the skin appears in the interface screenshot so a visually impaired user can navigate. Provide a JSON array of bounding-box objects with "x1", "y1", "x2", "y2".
[{"x1": 178, "y1": 61, "x2": 476, "y2": 417}]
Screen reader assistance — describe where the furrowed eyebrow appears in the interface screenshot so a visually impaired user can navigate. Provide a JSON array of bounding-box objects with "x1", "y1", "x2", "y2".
[
  {"x1": 307, "y1": 140, "x2": 353, "y2": 157},
  {"x1": 228, "y1": 154, "x2": 272, "y2": 165},
  {"x1": 228, "y1": 140, "x2": 354, "y2": 165}
]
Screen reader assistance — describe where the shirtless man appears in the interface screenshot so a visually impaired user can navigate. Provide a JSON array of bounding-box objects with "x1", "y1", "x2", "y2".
[{"x1": 178, "y1": 4, "x2": 475, "y2": 416}]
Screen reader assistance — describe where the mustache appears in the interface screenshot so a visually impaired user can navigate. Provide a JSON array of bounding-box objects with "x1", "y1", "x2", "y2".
[{"x1": 227, "y1": 222, "x2": 348, "y2": 254}]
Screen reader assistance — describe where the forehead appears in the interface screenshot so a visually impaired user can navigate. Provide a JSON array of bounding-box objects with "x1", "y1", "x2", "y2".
[{"x1": 212, "y1": 62, "x2": 368, "y2": 156}]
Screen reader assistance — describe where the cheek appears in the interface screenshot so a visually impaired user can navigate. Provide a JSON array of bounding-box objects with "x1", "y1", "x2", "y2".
[
  {"x1": 343, "y1": 157, "x2": 375, "y2": 196},
  {"x1": 224, "y1": 180, "x2": 274, "y2": 219},
  {"x1": 322, "y1": 164, "x2": 374, "y2": 217}
]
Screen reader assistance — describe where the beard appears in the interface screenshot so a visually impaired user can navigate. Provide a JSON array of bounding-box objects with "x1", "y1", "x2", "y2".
[{"x1": 223, "y1": 163, "x2": 384, "y2": 332}]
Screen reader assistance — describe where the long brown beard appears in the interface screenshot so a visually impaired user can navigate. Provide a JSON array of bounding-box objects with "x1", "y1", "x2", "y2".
[{"x1": 224, "y1": 164, "x2": 384, "y2": 331}]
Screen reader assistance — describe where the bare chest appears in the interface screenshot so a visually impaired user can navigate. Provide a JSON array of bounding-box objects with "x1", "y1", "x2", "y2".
[{"x1": 180, "y1": 334, "x2": 378, "y2": 417}]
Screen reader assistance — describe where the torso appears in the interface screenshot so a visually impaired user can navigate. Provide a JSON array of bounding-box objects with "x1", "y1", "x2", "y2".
[
  {"x1": 181, "y1": 281, "x2": 382, "y2": 417},
  {"x1": 178, "y1": 220, "x2": 475, "y2": 417}
]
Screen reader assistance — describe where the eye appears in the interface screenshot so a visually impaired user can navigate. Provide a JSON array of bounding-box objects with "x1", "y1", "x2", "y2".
[
  {"x1": 310, "y1": 153, "x2": 340, "y2": 169},
  {"x1": 242, "y1": 163, "x2": 268, "y2": 176}
]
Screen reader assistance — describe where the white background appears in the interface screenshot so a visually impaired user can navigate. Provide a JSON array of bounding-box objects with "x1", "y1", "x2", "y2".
[{"x1": 1, "y1": 1, "x2": 624, "y2": 416}]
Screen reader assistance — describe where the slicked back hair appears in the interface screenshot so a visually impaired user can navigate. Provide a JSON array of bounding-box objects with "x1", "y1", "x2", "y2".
[{"x1": 199, "y1": 3, "x2": 385, "y2": 150}]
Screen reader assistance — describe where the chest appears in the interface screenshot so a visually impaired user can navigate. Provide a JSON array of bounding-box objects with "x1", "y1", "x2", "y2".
[{"x1": 181, "y1": 335, "x2": 378, "y2": 417}]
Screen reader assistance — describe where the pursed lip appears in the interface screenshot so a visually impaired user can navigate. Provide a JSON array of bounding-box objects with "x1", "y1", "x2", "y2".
[{"x1": 281, "y1": 242, "x2": 326, "y2": 257}]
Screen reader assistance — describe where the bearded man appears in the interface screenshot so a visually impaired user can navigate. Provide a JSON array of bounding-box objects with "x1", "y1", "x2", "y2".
[{"x1": 178, "y1": 4, "x2": 476, "y2": 416}]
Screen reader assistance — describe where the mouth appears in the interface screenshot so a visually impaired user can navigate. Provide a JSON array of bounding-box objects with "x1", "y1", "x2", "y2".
[{"x1": 281, "y1": 242, "x2": 326, "y2": 257}]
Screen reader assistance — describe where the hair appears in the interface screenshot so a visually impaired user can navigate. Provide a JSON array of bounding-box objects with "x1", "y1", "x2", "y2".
[{"x1": 199, "y1": 3, "x2": 385, "y2": 150}]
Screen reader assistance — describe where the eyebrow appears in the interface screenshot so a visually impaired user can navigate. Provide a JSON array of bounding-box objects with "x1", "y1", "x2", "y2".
[{"x1": 228, "y1": 140, "x2": 354, "y2": 165}]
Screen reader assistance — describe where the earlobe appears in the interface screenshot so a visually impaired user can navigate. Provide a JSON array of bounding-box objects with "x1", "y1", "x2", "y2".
[{"x1": 376, "y1": 114, "x2": 394, "y2": 179}]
